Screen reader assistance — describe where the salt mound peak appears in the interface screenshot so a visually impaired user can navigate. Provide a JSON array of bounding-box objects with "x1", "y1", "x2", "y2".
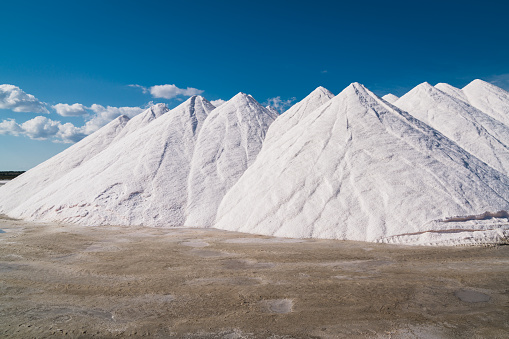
[
  {"x1": 113, "y1": 103, "x2": 169, "y2": 142},
  {"x1": 395, "y1": 82, "x2": 509, "y2": 175},
  {"x1": 184, "y1": 92, "x2": 278, "y2": 226},
  {"x1": 262, "y1": 86, "x2": 334, "y2": 147},
  {"x1": 434, "y1": 83, "x2": 468, "y2": 103},
  {"x1": 462, "y1": 79, "x2": 509, "y2": 126},
  {"x1": 0, "y1": 114, "x2": 130, "y2": 214},
  {"x1": 266, "y1": 105, "x2": 279, "y2": 115},
  {"x1": 215, "y1": 82, "x2": 509, "y2": 245},
  {"x1": 382, "y1": 93, "x2": 399, "y2": 103},
  {"x1": 9, "y1": 95, "x2": 215, "y2": 226}
]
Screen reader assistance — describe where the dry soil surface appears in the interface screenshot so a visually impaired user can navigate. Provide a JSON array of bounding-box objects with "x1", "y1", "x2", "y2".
[{"x1": 0, "y1": 215, "x2": 508, "y2": 338}]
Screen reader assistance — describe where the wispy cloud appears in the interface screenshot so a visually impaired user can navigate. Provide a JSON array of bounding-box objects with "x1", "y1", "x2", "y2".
[
  {"x1": 128, "y1": 84, "x2": 149, "y2": 94},
  {"x1": 486, "y1": 73, "x2": 509, "y2": 91},
  {"x1": 130, "y1": 83, "x2": 204, "y2": 99},
  {"x1": 0, "y1": 84, "x2": 49, "y2": 113},
  {"x1": 265, "y1": 96, "x2": 296, "y2": 114}
]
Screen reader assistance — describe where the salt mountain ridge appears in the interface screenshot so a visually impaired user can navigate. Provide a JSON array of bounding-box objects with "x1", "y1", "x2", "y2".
[
  {"x1": 215, "y1": 83, "x2": 509, "y2": 245},
  {"x1": 394, "y1": 82, "x2": 509, "y2": 175},
  {"x1": 1, "y1": 80, "x2": 508, "y2": 246}
]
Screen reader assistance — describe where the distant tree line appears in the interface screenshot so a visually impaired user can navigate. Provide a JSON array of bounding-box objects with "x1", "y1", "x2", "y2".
[{"x1": 0, "y1": 171, "x2": 25, "y2": 180}]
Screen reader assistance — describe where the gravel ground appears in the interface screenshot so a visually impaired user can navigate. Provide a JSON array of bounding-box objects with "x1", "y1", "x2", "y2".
[{"x1": 0, "y1": 215, "x2": 508, "y2": 338}]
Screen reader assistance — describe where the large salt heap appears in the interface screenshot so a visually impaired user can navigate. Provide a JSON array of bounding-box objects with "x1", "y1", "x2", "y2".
[
  {"x1": 0, "y1": 115, "x2": 130, "y2": 214},
  {"x1": 184, "y1": 93, "x2": 278, "y2": 226},
  {"x1": 214, "y1": 83, "x2": 509, "y2": 245},
  {"x1": 394, "y1": 83, "x2": 509, "y2": 175},
  {"x1": 8, "y1": 96, "x2": 214, "y2": 226}
]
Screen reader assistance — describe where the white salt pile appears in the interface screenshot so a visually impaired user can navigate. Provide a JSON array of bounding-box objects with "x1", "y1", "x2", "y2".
[
  {"x1": 214, "y1": 83, "x2": 509, "y2": 245},
  {"x1": 1, "y1": 80, "x2": 508, "y2": 246},
  {"x1": 7, "y1": 97, "x2": 213, "y2": 226},
  {"x1": 184, "y1": 93, "x2": 277, "y2": 227}
]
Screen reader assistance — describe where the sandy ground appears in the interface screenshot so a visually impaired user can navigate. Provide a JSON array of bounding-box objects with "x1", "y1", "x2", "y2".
[{"x1": 0, "y1": 215, "x2": 508, "y2": 338}]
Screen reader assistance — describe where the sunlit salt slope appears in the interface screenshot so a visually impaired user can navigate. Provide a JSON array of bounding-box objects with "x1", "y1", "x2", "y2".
[
  {"x1": 0, "y1": 103, "x2": 168, "y2": 216},
  {"x1": 9, "y1": 96, "x2": 213, "y2": 226},
  {"x1": 434, "y1": 80, "x2": 509, "y2": 127},
  {"x1": 262, "y1": 86, "x2": 334, "y2": 147},
  {"x1": 215, "y1": 83, "x2": 509, "y2": 245},
  {"x1": 395, "y1": 83, "x2": 509, "y2": 175},
  {"x1": 0, "y1": 115, "x2": 131, "y2": 215},
  {"x1": 463, "y1": 80, "x2": 509, "y2": 127},
  {"x1": 112, "y1": 103, "x2": 169, "y2": 142},
  {"x1": 184, "y1": 93, "x2": 278, "y2": 226}
]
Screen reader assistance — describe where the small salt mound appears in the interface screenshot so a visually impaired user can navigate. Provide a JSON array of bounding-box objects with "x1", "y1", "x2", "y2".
[
  {"x1": 434, "y1": 83, "x2": 469, "y2": 103},
  {"x1": 462, "y1": 79, "x2": 509, "y2": 127},
  {"x1": 184, "y1": 93, "x2": 278, "y2": 227},
  {"x1": 112, "y1": 103, "x2": 168, "y2": 142},
  {"x1": 0, "y1": 115, "x2": 130, "y2": 214},
  {"x1": 382, "y1": 93, "x2": 399, "y2": 103},
  {"x1": 214, "y1": 83, "x2": 509, "y2": 244},
  {"x1": 395, "y1": 82, "x2": 509, "y2": 175}
]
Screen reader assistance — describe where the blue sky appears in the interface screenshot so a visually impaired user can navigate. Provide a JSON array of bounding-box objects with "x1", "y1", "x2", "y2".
[{"x1": 1, "y1": 0, "x2": 508, "y2": 170}]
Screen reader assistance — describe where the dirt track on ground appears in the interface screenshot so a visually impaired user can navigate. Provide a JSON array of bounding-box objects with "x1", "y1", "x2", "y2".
[{"x1": 1, "y1": 215, "x2": 508, "y2": 338}]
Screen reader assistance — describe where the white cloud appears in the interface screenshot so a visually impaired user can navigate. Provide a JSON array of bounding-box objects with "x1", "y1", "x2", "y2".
[
  {"x1": 1, "y1": 97, "x2": 149, "y2": 143},
  {"x1": 265, "y1": 96, "x2": 296, "y2": 114},
  {"x1": 52, "y1": 103, "x2": 88, "y2": 116},
  {"x1": 0, "y1": 119, "x2": 23, "y2": 136},
  {"x1": 149, "y1": 84, "x2": 204, "y2": 99},
  {"x1": 21, "y1": 116, "x2": 62, "y2": 140},
  {"x1": 0, "y1": 84, "x2": 49, "y2": 113},
  {"x1": 130, "y1": 83, "x2": 204, "y2": 100},
  {"x1": 56, "y1": 122, "x2": 87, "y2": 143},
  {"x1": 211, "y1": 99, "x2": 226, "y2": 107},
  {"x1": 0, "y1": 116, "x2": 87, "y2": 143}
]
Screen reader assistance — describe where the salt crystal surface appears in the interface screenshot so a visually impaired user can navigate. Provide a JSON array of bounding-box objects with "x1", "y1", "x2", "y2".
[
  {"x1": 395, "y1": 82, "x2": 509, "y2": 175},
  {"x1": 215, "y1": 83, "x2": 509, "y2": 245},
  {"x1": 184, "y1": 93, "x2": 277, "y2": 227}
]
